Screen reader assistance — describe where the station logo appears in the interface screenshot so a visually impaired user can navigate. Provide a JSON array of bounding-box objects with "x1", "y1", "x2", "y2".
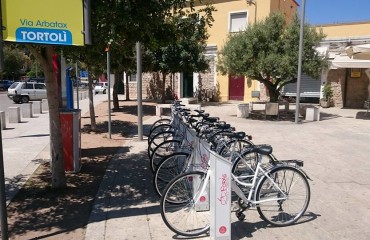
[{"x1": 16, "y1": 19, "x2": 72, "y2": 45}]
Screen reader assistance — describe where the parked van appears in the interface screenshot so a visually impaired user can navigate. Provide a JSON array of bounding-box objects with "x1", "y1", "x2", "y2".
[{"x1": 7, "y1": 82, "x2": 47, "y2": 103}]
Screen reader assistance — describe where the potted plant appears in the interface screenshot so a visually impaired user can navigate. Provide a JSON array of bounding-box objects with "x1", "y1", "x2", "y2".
[{"x1": 320, "y1": 83, "x2": 333, "y2": 108}]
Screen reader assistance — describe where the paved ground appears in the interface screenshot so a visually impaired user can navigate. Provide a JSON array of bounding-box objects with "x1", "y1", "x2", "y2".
[
  {"x1": 1, "y1": 92, "x2": 107, "y2": 204},
  {"x1": 85, "y1": 102, "x2": 370, "y2": 240}
]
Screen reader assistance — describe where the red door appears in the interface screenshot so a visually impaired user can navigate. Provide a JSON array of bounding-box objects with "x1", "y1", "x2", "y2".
[{"x1": 229, "y1": 75, "x2": 245, "y2": 100}]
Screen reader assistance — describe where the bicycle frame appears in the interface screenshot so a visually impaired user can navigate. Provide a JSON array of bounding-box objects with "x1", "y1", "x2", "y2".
[{"x1": 231, "y1": 161, "x2": 287, "y2": 206}]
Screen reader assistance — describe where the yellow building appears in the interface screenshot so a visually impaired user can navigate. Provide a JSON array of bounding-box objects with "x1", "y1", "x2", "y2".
[
  {"x1": 179, "y1": 0, "x2": 299, "y2": 102},
  {"x1": 185, "y1": 0, "x2": 370, "y2": 110}
]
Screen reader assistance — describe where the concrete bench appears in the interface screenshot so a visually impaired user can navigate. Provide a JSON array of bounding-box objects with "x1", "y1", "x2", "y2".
[
  {"x1": 8, "y1": 106, "x2": 21, "y2": 123},
  {"x1": 156, "y1": 103, "x2": 202, "y2": 116},
  {"x1": 237, "y1": 103, "x2": 250, "y2": 118},
  {"x1": 156, "y1": 104, "x2": 172, "y2": 116},
  {"x1": 22, "y1": 102, "x2": 33, "y2": 118},
  {"x1": 0, "y1": 111, "x2": 5, "y2": 130}
]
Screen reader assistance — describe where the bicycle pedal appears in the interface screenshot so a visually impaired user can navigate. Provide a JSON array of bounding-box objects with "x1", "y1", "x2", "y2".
[{"x1": 236, "y1": 211, "x2": 246, "y2": 221}]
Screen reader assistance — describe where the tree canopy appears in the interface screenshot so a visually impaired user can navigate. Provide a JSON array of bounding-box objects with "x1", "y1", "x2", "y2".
[{"x1": 218, "y1": 12, "x2": 328, "y2": 102}]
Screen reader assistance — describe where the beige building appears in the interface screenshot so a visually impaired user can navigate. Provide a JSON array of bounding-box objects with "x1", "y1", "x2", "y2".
[{"x1": 318, "y1": 22, "x2": 370, "y2": 108}]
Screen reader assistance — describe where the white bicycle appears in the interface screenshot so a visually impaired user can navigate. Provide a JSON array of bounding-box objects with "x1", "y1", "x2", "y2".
[{"x1": 160, "y1": 144, "x2": 311, "y2": 237}]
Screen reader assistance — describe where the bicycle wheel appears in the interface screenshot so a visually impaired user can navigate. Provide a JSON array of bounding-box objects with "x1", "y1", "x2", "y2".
[
  {"x1": 148, "y1": 124, "x2": 174, "y2": 144},
  {"x1": 256, "y1": 166, "x2": 310, "y2": 227},
  {"x1": 161, "y1": 171, "x2": 210, "y2": 237},
  {"x1": 150, "y1": 139, "x2": 182, "y2": 172},
  {"x1": 153, "y1": 152, "x2": 191, "y2": 197},
  {"x1": 148, "y1": 130, "x2": 176, "y2": 158},
  {"x1": 149, "y1": 118, "x2": 171, "y2": 134}
]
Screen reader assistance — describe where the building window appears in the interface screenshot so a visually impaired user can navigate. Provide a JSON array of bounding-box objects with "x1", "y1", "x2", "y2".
[
  {"x1": 129, "y1": 74, "x2": 137, "y2": 82},
  {"x1": 229, "y1": 12, "x2": 248, "y2": 32}
]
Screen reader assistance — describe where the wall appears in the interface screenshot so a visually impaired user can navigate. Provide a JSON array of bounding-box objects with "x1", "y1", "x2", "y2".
[
  {"x1": 327, "y1": 68, "x2": 370, "y2": 108},
  {"x1": 128, "y1": 73, "x2": 177, "y2": 101},
  {"x1": 318, "y1": 21, "x2": 370, "y2": 39}
]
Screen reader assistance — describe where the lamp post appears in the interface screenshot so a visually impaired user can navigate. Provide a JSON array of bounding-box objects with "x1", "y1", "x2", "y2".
[
  {"x1": 136, "y1": 42, "x2": 143, "y2": 141},
  {"x1": 106, "y1": 39, "x2": 113, "y2": 139},
  {"x1": 295, "y1": 0, "x2": 306, "y2": 124}
]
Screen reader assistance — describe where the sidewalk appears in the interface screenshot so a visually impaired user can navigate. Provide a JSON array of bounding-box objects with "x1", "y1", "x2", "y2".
[
  {"x1": 85, "y1": 103, "x2": 370, "y2": 240},
  {"x1": 1, "y1": 93, "x2": 109, "y2": 204}
]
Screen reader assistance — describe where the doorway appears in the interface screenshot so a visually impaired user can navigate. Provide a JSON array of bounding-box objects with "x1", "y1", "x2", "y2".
[
  {"x1": 229, "y1": 75, "x2": 245, "y2": 100},
  {"x1": 183, "y1": 72, "x2": 194, "y2": 97}
]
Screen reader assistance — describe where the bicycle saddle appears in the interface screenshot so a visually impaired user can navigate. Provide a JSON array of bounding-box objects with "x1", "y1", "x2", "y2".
[{"x1": 253, "y1": 144, "x2": 273, "y2": 155}]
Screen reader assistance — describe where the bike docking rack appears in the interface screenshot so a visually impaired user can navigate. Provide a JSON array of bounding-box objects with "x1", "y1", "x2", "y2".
[
  {"x1": 170, "y1": 109, "x2": 233, "y2": 239},
  {"x1": 153, "y1": 102, "x2": 311, "y2": 238}
]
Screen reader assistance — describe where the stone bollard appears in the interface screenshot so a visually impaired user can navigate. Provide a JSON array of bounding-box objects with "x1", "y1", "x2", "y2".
[
  {"x1": 8, "y1": 106, "x2": 21, "y2": 123},
  {"x1": 22, "y1": 102, "x2": 33, "y2": 118},
  {"x1": 305, "y1": 106, "x2": 320, "y2": 121},
  {"x1": 32, "y1": 101, "x2": 43, "y2": 114},
  {"x1": 42, "y1": 99, "x2": 48, "y2": 112},
  {"x1": 0, "y1": 111, "x2": 6, "y2": 130}
]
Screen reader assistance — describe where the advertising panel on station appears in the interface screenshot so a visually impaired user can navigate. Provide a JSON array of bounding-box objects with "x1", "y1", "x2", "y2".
[{"x1": 1, "y1": 0, "x2": 85, "y2": 46}]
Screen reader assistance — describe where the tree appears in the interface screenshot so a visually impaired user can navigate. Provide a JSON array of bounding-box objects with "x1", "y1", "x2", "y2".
[
  {"x1": 146, "y1": 4, "x2": 215, "y2": 103},
  {"x1": 1, "y1": 44, "x2": 29, "y2": 80},
  {"x1": 218, "y1": 12, "x2": 328, "y2": 102},
  {"x1": 27, "y1": 45, "x2": 66, "y2": 188}
]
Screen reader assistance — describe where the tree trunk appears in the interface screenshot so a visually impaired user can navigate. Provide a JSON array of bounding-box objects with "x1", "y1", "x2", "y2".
[
  {"x1": 28, "y1": 45, "x2": 66, "y2": 188},
  {"x1": 125, "y1": 72, "x2": 130, "y2": 101},
  {"x1": 87, "y1": 65, "x2": 96, "y2": 131},
  {"x1": 161, "y1": 72, "x2": 167, "y2": 103},
  {"x1": 266, "y1": 85, "x2": 280, "y2": 103},
  {"x1": 113, "y1": 71, "x2": 119, "y2": 110}
]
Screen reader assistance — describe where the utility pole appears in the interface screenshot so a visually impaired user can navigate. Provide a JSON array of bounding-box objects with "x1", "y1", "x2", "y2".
[
  {"x1": 136, "y1": 42, "x2": 143, "y2": 141},
  {"x1": 295, "y1": 0, "x2": 306, "y2": 124},
  {"x1": 106, "y1": 40, "x2": 113, "y2": 139}
]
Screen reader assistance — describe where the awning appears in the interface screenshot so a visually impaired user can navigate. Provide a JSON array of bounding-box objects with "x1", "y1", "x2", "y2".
[
  {"x1": 346, "y1": 44, "x2": 370, "y2": 60},
  {"x1": 330, "y1": 54, "x2": 370, "y2": 69}
]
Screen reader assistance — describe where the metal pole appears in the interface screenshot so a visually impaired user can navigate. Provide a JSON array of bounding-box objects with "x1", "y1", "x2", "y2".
[
  {"x1": 75, "y1": 62, "x2": 79, "y2": 109},
  {"x1": 0, "y1": 1, "x2": 9, "y2": 238},
  {"x1": 294, "y1": 0, "x2": 306, "y2": 124},
  {"x1": 107, "y1": 47, "x2": 112, "y2": 139},
  {"x1": 136, "y1": 42, "x2": 143, "y2": 141},
  {"x1": 254, "y1": 1, "x2": 257, "y2": 23}
]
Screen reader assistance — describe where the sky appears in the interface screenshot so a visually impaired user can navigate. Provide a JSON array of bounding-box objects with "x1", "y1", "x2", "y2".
[{"x1": 295, "y1": 0, "x2": 370, "y2": 25}]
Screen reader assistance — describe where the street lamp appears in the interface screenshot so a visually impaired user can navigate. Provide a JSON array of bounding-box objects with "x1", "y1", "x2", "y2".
[
  {"x1": 106, "y1": 39, "x2": 113, "y2": 139},
  {"x1": 294, "y1": 0, "x2": 306, "y2": 124}
]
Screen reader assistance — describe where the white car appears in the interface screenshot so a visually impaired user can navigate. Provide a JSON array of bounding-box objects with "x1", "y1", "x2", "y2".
[
  {"x1": 7, "y1": 81, "x2": 47, "y2": 103},
  {"x1": 94, "y1": 82, "x2": 108, "y2": 94}
]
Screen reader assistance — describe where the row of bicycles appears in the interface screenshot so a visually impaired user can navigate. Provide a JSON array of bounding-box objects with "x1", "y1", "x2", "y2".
[{"x1": 147, "y1": 100, "x2": 311, "y2": 237}]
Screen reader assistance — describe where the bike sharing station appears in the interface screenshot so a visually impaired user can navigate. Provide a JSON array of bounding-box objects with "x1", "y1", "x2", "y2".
[
  {"x1": 59, "y1": 61, "x2": 82, "y2": 172},
  {"x1": 170, "y1": 112, "x2": 232, "y2": 239},
  {"x1": 151, "y1": 103, "x2": 311, "y2": 239}
]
